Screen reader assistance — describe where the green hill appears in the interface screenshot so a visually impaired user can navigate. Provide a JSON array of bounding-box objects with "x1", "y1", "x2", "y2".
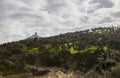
[{"x1": 0, "y1": 27, "x2": 120, "y2": 77}]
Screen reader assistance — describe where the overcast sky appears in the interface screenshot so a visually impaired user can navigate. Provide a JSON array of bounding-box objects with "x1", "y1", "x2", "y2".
[{"x1": 0, "y1": 0, "x2": 120, "y2": 44}]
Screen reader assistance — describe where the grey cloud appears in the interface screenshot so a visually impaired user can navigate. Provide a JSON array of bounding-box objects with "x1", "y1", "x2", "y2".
[
  {"x1": 45, "y1": 0, "x2": 67, "y2": 14},
  {"x1": 90, "y1": 0, "x2": 114, "y2": 8},
  {"x1": 111, "y1": 11, "x2": 120, "y2": 18},
  {"x1": 80, "y1": 16, "x2": 89, "y2": 23},
  {"x1": 10, "y1": 13, "x2": 44, "y2": 20},
  {"x1": 21, "y1": 0, "x2": 31, "y2": 5},
  {"x1": 87, "y1": 0, "x2": 114, "y2": 13},
  {"x1": 99, "y1": 17, "x2": 113, "y2": 24},
  {"x1": 18, "y1": 7, "x2": 33, "y2": 12},
  {"x1": 87, "y1": 9, "x2": 97, "y2": 13}
]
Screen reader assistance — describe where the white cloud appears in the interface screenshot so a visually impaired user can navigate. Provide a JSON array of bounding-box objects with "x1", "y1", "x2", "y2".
[{"x1": 0, "y1": 0, "x2": 120, "y2": 44}]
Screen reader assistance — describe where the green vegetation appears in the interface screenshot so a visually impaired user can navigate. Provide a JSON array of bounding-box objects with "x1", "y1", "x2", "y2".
[{"x1": 0, "y1": 27, "x2": 120, "y2": 77}]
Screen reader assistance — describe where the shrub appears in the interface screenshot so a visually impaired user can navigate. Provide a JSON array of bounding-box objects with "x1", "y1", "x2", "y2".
[{"x1": 111, "y1": 65, "x2": 120, "y2": 78}]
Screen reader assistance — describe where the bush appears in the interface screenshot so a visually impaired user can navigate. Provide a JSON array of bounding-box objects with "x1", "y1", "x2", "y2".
[
  {"x1": 85, "y1": 70, "x2": 105, "y2": 78},
  {"x1": 111, "y1": 65, "x2": 120, "y2": 78}
]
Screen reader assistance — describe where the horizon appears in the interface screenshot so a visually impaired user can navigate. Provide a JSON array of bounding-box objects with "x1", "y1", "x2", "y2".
[
  {"x1": 0, "y1": 0, "x2": 120, "y2": 44},
  {"x1": 0, "y1": 25, "x2": 119, "y2": 44}
]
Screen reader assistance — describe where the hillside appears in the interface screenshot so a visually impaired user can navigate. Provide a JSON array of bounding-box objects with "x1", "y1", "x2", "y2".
[{"x1": 0, "y1": 27, "x2": 120, "y2": 78}]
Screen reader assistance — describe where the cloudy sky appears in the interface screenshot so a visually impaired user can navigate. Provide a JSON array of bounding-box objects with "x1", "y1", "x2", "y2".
[{"x1": 0, "y1": 0, "x2": 120, "y2": 44}]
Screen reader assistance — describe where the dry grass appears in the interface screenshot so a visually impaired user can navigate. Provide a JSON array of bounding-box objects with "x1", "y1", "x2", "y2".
[
  {"x1": 0, "y1": 65, "x2": 120, "y2": 78},
  {"x1": 0, "y1": 70, "x2": 84, "y2": 78}
]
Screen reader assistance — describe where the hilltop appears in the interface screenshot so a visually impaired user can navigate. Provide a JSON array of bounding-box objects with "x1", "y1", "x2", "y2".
[{"x1": 0, "y1": 27, "x2": 120, "y2": 78}]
